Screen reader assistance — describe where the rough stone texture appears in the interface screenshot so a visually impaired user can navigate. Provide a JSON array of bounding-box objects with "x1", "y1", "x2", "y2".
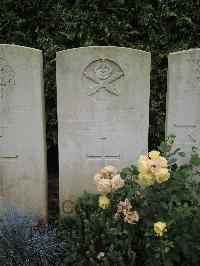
[
  {"x1": 0, "y1": 45, "x2": 47, "y2": 218},
  {"x1": 57, "y1": 46, "x2": 151, "y2": 216},
  {"x1": 166, "y1": 49, "x2": 200, "y2": 163}
]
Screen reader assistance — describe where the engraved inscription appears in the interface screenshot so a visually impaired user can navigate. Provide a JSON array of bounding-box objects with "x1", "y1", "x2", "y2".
[
  {"x1": 0, "y1": 175, "x2": 12, "y2": 198},
  {"x1": 0, "y1": 105, "x2": 31, "y2": 131},
  {"x1": 187, "y1": 54, "x2": 200, "y2": 89},
  {"x1": 1, "y1": 105, "x2": 30, "y2": 112},
  {"x1": 0, "y1": 58, "x2": 18, "y2": 160},
  {"x1": 61, "y1": 107, "x2": 135, "y2": 130},
  {"x1": 83, "y1": 59, "x2": 124, "y2": 103},
  {"x1": 0, "y1": 176, "x2": 3, "y2": 196},
  {"x1": 0, "y1": 58, "x2": 16, "y2": 137},
  {"x1": 0, "y1": 105, "x2": 22, "y2": 160}
]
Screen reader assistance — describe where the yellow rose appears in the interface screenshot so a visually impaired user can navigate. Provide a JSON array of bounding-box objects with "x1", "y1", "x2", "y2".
[
  {"x1": 137, "y1": 155, "x2": 149, "y2": 175},
  {"x1": 96, "y1": 178, "x2": 111, "y2": 194},
  {"x1": 111, "y1": 174, "x2": 124, "y2": 190},
  {"x1": 148, "y1": 158, "x2": 161, "y2": 175},
  {"x1": 139, "y1": 155, "x2": 149, "y2": 161},
  {"x1": 99, "y1": 195, "x2": 110, "y2": 209},
  {"x1": 160, "y1": 156, "x2": 168, "y2": 168},
  {"x1": 154, "y1": 221, "x2": 167, "y2": 236},
  {"x1": 155, "y1": 168, "x2": 170, "y2": 183},
  {"x1": 139, "y1": 173, "x2": 156, "y2": 186},
  {"x1": 148, "y1": 150, "x2": 160, "y2": 159}
]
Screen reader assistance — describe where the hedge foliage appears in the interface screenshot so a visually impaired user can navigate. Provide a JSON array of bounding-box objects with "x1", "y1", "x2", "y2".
[{"x1": 0, "y1": 0, "x2": 199, "y2": 164}]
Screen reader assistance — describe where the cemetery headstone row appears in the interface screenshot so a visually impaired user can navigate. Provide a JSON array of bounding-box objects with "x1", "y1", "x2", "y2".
[{"x1": 0, "y1": 44, "x2": 199, "y2": 218}]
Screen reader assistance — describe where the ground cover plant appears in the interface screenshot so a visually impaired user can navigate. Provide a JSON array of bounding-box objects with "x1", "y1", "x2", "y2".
[
  {"x1": 0, "y1": 203, "x2": 64, "y2": 266},
  {"x1": 57, "y1": 136, "x2": 200, "y2": 265}
]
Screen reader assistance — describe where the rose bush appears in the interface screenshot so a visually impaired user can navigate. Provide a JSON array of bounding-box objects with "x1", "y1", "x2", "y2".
[{"x1": 58, "y1": 136, "x2": 200, "y2": 265}]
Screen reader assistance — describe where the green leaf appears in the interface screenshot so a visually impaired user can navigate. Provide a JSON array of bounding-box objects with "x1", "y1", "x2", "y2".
[
  {"x1": 191, "y1": 155, "x2": 200, "y2": 166},
  {"x1": 178, "y1": 152, "x2": 185, "y2": 157},
  {"x1": 169, "y1": 158, "x2": 177, "y2": 164},
  {"x1": 160, "y1": 202, "x2": 168, "y2": 210},
  {"x1": 131, "y1": 165, "x2": 138, "y2": 175},
  {"x1": 155, "y1": 253, "x2": 160, "y2": 259},
  {"x1": 164, "y1": 247, "x2": 170, "y2": 253},
  {"x1": 171, "y1": 163, "x2": 178, "y2": 171}
]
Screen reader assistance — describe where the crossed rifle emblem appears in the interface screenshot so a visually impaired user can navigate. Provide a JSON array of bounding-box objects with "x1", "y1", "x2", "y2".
[{"x1": 84, "y1": 69, "x2": 124, "y2": 96}]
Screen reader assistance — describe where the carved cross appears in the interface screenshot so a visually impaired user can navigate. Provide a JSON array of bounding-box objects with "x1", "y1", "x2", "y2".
[
  {"x1": 87, "y1": 138, "x2": 120, "y2": 167},
  {"x1": 87, "y1": 154, "x2": 120, "y2": 169},
  {"x1": 173, "y1": 124, "x2": 197, "y2": 143}
]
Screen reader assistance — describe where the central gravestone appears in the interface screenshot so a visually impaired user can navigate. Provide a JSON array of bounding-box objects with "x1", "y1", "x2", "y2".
[
  {"x1": 57, "y1": 47, "x2": 150, "y2": 216},
  {"x1": 0, "y1": 45, "x2": 47, "y2": 218}
]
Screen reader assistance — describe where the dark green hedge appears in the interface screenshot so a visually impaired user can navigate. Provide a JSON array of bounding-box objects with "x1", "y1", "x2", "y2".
[{"x1": 0, "y1": 0, "x2": 199, "y2": 167}]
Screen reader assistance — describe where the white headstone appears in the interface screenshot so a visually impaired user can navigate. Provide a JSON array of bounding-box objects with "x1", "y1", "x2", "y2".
[
  {"x1": 0, "y1": 45, "x2": 47, "y2": 218},
  {"x1": 166, "y1": 49, "x2": 200, "y2": 162},
  {"x1": 57, "y1": 46, "x2": 151, "y2": 216}
]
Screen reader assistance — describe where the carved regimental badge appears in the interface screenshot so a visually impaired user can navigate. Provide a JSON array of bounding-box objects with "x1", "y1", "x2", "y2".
[
  {"x1": 83, "y1": 59, "x2": 124, "y2": 103},
  {"x1": 0, "y1": 58, "x2": 15, "y2": 100}
]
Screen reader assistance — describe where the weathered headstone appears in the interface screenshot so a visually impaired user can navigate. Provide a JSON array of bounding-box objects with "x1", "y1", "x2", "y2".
[
  {"x1": 0, "y1": 45, "x2": 47, "y2": 218},
  {"x1": 166, "y1": 49, "x2": 200, "y2": 163},
  {"x1": 57, "y1": 46, "x2": 151, "y2": 216}
]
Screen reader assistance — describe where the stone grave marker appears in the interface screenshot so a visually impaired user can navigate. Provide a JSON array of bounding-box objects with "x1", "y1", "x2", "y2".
[
  {"x1": 166, "y1": 49, "x2": 200, "y2": 163},
  {"x1": 57, "y1": 46, "x2": 151, "y2": 216},
  {"x1": 0, "y1": 45, "x2": 47, "y2": 218}
]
